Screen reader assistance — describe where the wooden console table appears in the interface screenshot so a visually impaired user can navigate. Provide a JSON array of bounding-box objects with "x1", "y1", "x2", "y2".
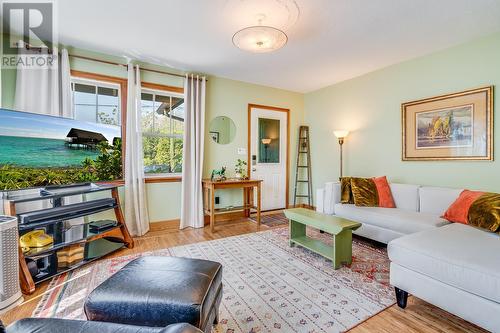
[{"x1": 202, "y1": 179, "x2": 262, "y2": 232}]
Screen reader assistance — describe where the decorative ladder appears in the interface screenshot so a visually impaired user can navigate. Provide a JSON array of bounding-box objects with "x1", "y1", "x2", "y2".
[{"x1": 293, "y1": 126, "x2": 313, "y2": 208}]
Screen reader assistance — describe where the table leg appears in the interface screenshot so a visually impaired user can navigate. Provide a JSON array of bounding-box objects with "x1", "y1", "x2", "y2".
[
  {"x1": 289, "y1": 220, "x2": 306, "y2": 247},
  {"x1": 243, "y1": 187, "x2": 250, "y2": 217},
  {"x1": 203, "y1": 186, "x2": 208, "y2": 212},
  {"x1": 256, "y1": 183, "x2": 261, "y2": 227},
  {"x1": 210, "y1": 184, "x2": 215, "y2": 233},
  {"x1": 332, "y1": 229, "x2": 353, "y2": 269},
  {"x1": 249, "y1": 187, "x2": 254, "y2": 207}
]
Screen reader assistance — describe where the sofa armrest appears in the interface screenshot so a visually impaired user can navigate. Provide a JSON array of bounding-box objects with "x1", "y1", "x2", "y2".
[
  {"x1": 316, "y1": 188, "x2": 325, "y2": 213},
  {"x1": 316, "y1": 182, "x2": 340, "y2": 215}
]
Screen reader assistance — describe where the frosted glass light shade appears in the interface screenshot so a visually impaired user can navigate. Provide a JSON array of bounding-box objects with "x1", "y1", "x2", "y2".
[
  {"x1": 232, "y1": 26, "x2": 287, "y2": 53},
  {"x1": 333, "y1": 130, "x2": 349, "y2": 138},
  {"x1": 261, "y1": 138, "x2": 272, "y2": 145}
]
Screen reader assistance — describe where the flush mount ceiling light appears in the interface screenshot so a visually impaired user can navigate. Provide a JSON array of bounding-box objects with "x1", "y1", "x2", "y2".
[{"x1": 232, "y1": 15, "x2": 288, "y2": 53}]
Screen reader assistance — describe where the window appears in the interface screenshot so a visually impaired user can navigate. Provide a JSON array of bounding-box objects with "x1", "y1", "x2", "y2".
[
  {"x1": 71, "y1": 78, "x2": 121, "y2": 127},
  {"x1": 141, "y1": 89, "x2": 184, "y2": 176},
  {"x1": 258, "y1": 118, "x2": 280, "y2": 163}
]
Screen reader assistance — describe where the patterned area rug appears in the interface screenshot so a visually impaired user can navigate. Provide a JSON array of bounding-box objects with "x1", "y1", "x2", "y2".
[
  {"x1": 33, "y1": 228, "x2": 393, "y2": 333},
  {"x1": 253, "y1": 212, "x2": 289, "y2": 227}
]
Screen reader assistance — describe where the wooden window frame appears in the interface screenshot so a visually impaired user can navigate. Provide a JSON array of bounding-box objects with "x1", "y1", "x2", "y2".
[{"x1": 70, "y1": 70, "x2": 183, "y2": 184}]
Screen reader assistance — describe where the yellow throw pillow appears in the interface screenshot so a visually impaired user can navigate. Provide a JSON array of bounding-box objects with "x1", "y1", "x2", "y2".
[
  {"x1": 340, "y1": 177, "x2": 354, "y2": 204},
  {"x1": 350, "y1": 177, "x2": 379, "y2": 207},
  {"x1": 468, "y1": 192, "x2": 500, "y2": 232}
]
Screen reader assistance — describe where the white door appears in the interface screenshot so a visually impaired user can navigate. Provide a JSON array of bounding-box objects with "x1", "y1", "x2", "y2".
[{"x1": 249, "y1": 105, "x2": 288, "y2": 211}]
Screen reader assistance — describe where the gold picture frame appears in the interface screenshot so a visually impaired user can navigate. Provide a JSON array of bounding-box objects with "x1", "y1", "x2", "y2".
[{"x1": 402, "y1": 86, "x2": 493, "y2": 161}]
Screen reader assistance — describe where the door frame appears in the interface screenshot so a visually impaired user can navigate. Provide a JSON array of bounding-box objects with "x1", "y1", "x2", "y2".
[{"x1": 247, "y1": 103, "x2": 290, "y2": 209}]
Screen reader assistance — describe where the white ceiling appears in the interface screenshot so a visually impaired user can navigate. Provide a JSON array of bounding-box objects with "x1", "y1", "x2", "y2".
[{"x1": 57, "y1": 0, "x2": 500, "y2": 93}]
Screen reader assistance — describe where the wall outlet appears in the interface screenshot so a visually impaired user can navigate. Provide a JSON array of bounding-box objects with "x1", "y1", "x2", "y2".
[
  {"x1": 215, "y1": 196, "x2": 220, "y2": 205},
  {"x1": 237, "y1": 147, "x2": 247, "y2": 155}
]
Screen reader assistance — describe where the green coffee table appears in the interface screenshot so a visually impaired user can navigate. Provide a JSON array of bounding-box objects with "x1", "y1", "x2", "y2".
[{"x1": 284, "y1": 208, "x2": 361, "y2": 269}]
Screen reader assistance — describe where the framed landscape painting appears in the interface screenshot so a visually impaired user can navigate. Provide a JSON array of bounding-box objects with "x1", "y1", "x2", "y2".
[{"x1": 402, "y1": 86, "x2": 493, "y2": 161}]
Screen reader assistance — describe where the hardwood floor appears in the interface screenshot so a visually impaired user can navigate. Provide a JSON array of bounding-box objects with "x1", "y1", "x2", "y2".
[{"x1": 0, "y1": 217, "x2": 486, "y2": 332}]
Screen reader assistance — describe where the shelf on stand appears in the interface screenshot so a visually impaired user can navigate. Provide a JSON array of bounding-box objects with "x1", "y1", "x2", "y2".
[
  {"x1": 23, "y1": 221, "x2": 120, "y2": 258},
  {"x1": 2, "y1": 183, "x2": 118, "y2": 204},
  {"x1": 212, "y1": 204, "x2": 257, "y2": 214},
  {"x1": 3, "y1": 183, "x2": 134, "y2": 295},
  {"x1": 32, "y1": 237, "x2": 125, "y2": 284}
]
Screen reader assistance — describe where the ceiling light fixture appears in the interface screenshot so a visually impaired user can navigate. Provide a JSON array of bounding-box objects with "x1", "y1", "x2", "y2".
[{"x1": 232, "y1": 14, "x2": 288, "y2": 53}]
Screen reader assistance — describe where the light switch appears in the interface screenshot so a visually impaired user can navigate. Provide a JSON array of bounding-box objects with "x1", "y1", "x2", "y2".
[{"x1": 237, "y1": 148, "x2": 247, "y2": 155}]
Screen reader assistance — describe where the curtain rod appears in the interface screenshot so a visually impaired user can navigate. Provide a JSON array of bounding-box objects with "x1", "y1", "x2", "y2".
[{"x1": 69, "y1": 54, "x2": 206, "y2": 80}]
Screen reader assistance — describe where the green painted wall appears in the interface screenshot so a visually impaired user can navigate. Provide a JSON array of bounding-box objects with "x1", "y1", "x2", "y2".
[
  {"x1": 1, "y1": 45, "x2": 304, "y2": 221},
  {"x1": 204, "y1": 76, "x2": 304, "y2": 209},
  {"x1": 304, "y1": 32, "x2": 500, "y2": 200}
]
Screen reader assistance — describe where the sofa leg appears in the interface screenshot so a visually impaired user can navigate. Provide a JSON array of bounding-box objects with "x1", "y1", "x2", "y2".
[{"x1": 395, "y1": 287, "x2": 408, "y2": 309}]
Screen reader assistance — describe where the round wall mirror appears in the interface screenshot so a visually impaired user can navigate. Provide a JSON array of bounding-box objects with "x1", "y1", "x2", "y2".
[{"x1": 209, "y1": 116, "x2": 236, "y2": 144}]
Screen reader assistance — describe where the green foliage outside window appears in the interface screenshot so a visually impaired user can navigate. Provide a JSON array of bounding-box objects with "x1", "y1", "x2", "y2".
[{"x1": 143, "y1": 136, "x2": 183, "y2": 174}]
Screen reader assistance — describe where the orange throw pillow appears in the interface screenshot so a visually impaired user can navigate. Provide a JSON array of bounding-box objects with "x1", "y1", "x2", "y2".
[
  {"x1": 442, "y1": 190, "x2": 485, "y2": 224},
  {"x1": 372, "y1": 176, "x2": 396, "y2": 208}
]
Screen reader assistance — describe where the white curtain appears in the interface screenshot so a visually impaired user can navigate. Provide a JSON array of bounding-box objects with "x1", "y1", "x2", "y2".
[
  {"x1": 124, "y1": 63, "x2": 150, "y2": 236},
  {"x1": 180, "y1": 74, "x2": 206, "y2": 229},
  {"x1": 59, "y1": 49, "x2": 73, "y2": 118},
  {"x1": 14, "y1": 42, "x2": 72, "y2": 118}
]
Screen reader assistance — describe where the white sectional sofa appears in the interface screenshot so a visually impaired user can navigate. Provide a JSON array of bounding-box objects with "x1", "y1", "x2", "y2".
[
  {"x1": 316, "y1": 182, "x2": 459, "y2": 244},
  {"x1": 316, "y1": 181, "x2": 500, "y2": 332},
  {"x1": 389, "y1": 223, "x2": 500, "y2": 332}
]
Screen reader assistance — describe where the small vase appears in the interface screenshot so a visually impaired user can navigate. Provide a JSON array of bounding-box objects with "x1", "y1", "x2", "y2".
[{"x1": 235, "y1": 172, "x2": 242, "y2": 179}]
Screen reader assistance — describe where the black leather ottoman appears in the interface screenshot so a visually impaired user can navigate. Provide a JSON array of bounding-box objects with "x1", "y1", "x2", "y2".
[{"x1": 84, "y1": 256, "x2": 222, "y2": 333}]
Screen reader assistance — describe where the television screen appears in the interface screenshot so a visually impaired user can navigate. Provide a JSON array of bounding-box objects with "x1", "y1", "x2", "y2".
[{"x1": 0, "y1": 108, "x2": 122, "y2": 190}]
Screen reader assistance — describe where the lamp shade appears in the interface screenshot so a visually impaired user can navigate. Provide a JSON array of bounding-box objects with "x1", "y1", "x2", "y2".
[
  {"x1": 261, "y1": 138, "x2": 272, "y2": 145},
  {"x1": 333, "y1": 130, "x2": 349, "y2": 138}
]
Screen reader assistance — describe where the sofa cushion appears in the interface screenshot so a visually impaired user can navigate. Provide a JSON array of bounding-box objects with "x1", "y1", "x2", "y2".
[
  {"x1": 388, "y1": 223, "x2": 500, "y2": 303},
  {"x1": 419, "y1": 186, "x2": 463, "y2": 215},
  {"x1": 334, "y1": 204, "x2": 448, "y2": 235},
  {"x1": 389, "y1": 183, "x2": 420, "y2": 211}
]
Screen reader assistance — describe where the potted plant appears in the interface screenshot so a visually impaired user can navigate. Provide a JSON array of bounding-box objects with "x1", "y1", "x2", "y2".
[{"x1": 234, "y1": 159, "x2": 247, "y2": 179}]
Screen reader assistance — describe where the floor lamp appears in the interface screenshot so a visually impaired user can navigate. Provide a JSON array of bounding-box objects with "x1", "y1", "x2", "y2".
[
  {"x1": 333, "y1": 130, "x2": 349, "y2": 179},
  {"x1": 261, "y1": 138, "x2": 271, "y2": 162}
]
